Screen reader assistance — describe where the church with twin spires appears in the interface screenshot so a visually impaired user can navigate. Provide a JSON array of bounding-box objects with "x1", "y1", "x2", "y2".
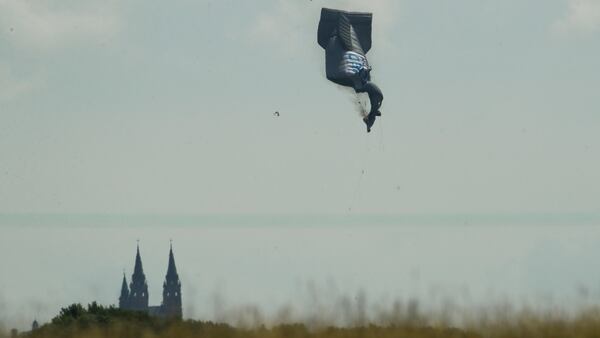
[{"x1": 118, "y1": 243, "x2": 182, "y2": 318}]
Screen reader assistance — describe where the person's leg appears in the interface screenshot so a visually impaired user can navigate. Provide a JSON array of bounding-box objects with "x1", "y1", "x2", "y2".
[
  {"x1": 361, "y1": 82, "x2": 383, "y2": 132},
  {"x1": 363, "y1": 114, "x2": 376, "y2": 132},
  {"x1": 364, "y1": 82, "x2": 383, "y2": 114}
]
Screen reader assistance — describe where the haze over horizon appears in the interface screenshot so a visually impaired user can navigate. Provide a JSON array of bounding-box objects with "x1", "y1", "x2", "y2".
[{"x1": 2, "y1": 222, "x2": 600, "y2": 331}]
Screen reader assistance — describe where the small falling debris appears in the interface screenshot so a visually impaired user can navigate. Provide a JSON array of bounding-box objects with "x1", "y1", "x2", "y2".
[{"x1": 274, "y1": 111, "x2": 280, "y2": 117}]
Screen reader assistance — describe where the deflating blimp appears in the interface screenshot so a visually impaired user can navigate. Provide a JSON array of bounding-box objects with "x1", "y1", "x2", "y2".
[{"x1": 318, "y1": 8, "x2": 384, "y2": 132}]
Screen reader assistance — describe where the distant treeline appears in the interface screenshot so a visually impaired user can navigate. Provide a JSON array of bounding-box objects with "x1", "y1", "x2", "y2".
[{"x1": 4, "y1": 302, "x2": 600, "y2": 338}]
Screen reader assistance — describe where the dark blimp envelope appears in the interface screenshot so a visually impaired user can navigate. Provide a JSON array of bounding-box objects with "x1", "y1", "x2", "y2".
[{"x1": 317, "y1": 8, "x2": 384, "y2": 132}]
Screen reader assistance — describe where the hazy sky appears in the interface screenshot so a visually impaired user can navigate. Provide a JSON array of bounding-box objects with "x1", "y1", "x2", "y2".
[
  {"x1": 1, "y1": 0, "x2": 600, "y2": 331},
  {"x1": 1, "y1": 0, "x2": 599, "y2": 215}
]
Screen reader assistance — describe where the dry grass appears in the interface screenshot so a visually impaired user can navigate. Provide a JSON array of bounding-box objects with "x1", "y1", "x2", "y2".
[{"x1": 4, "y1": 304, "x2": 600, "y2": 338}]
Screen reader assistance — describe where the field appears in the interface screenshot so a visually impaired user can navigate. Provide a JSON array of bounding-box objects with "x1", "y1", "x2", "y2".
[{"x1": 4, "y1": 303, "x2": 600, "y2": 338}]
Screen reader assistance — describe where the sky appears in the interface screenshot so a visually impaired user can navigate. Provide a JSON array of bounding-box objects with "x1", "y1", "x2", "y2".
[
  {"x1": 0, "y1": 0, "x2": 598, "y2": 215},
  {"x1": 1, "y1": 0, "x2": 600, "y2": 330}
]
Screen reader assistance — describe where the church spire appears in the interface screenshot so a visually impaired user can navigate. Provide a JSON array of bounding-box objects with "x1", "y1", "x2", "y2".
[
  {"x1": 133, "y1": 243, "x2": 144, "y2": 276},
  {"x1": 119, "y1": 273, "x2": 129, "y2": 308},
  {"x1": 162, "y1": 242, "x2": 182, "y2": 318},
  {"x1": 166, "y1": 241, "x2": 179, "y2": 280},
  {"x1": 128, "y1": 242, "x2": 149, "y2": 311}
]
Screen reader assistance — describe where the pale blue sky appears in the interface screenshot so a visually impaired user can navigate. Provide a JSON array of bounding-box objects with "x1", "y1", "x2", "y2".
[
  {"x1": 1, "y1": 0, "x2": 599, "y2": 215},
  {"x1": 1, "y1": 0, "x2": 600, "y2": 330}
]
